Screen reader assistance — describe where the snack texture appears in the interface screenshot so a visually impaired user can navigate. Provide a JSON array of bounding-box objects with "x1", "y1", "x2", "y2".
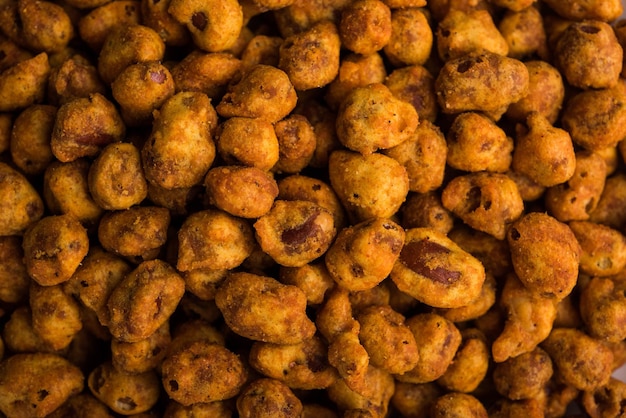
[{"x1": 2, "y1": 0, "x2": 626, "y2": 416}]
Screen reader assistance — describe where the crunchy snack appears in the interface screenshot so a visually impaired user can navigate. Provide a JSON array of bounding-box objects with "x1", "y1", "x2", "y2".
[
  {"x1": 338, "y1": 0, "x2": 391, "y2": 55},
  {"x1": 237, "y1": 378, "x2": 303, "y2": 418},
  {"x1": 10, "y1": 104, "x2": 56, "y2": 175},
  {"x1": 0, "y1": 162, "x2": 45, "y2": 236}
]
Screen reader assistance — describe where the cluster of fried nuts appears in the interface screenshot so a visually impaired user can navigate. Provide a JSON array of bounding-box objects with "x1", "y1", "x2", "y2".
[{"x1": 1, "y1": 0, "x2": 626, "y2": 416}]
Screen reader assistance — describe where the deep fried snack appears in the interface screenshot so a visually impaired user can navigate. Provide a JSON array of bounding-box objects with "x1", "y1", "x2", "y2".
[
  {"x1": 356, "y1": 304, "x2": 418, "y2": 375},
  {"x1": 488, "y1": 398, "x2": 544, "y2": 418},
  {"x1": 215, "y1": 272, "x2": 316, "y2": 344},
  {"x1": 50, "y1": 93, "x2": 126, "y2": 163},
  {"x1": 327, "y1": 365, "x2": 395, "y2": 417},
  {"x1": 541, "y1": 327, "x2": 613, "y2": 391},
  {"x1": 338, "y1": 0, "x2": 391, "y2": 55},
  {"x1": 97, "y1": 24, "x2": 165, "y2": 85},
  {"x1": 107, "y1": 259, "x2": 185, "y2": 342},
  {"x1": 240, "y1": 35, "x2": 283, "y2": 71},
  {"x1": 512, "y1": 112, "x2": 576, "y2": 187},
  {"x1": 542, "y1": 0, "x2": 622, "y2": 21},
  {"x1": 141, "y1": 0, "x2": 189, "y2": 47},
  {"x1": 437, "y1": 328, "x2": 489, "y2": 393},
  {"x1": 277, "y1": 174, "x2": 347, "y2": 230},
  {"x1": 434, "y1": 273, "x2": 497, "y2": 323},
  {"x1": 0, "y1": 236, "x2": 29, "y2": 304},
  {"x1": 30, "y1": 282, "x2": 82, "y2": 351},
  {"x1": 272, "y1": 0, "x2": 349, "y2": 38},
  {"x1": 582, "y1": 377, "x2": 626, "y2": 418},
  {"x1": 569, "y1": 221, "x2": 626, "y2": 277},
  {"x1": 215, "y1": 116, "x2": 279, "y2": 170},
  {"x1": 180, "y1": 268, "x2": 227, "y2": 301},
  {"x1": 249, "y1": 335, "x2": 338, "y2": 389},
  {"x1": 325, "y1": 52, "x2": 387, "y2": 111},
  {"x1": 77, "y1": 0, "x2": 142, "y2": 51},
  {"x1": 0, "y1": 113, "x2": 11, "y2": 153},
  {"x1": 111, "y1": 61, "x2": 175, "y2": 127},
  {"x1": 329, "y1": 150, "x2": 409, "y2": 223},
  {"x1": 0, "y1": 52, "x2": 50, "y2": 112},
  {"x1": 0, "y1": 353, "x2": 84, "y2": 418},
  {"x1": 171, "y1": 51, "x2": 241, "y2": 100},
  {"x1": 554, "y1": 20, "x2": 622, "y2": 89},
  {"x1": 177, "y1": 209, "x2": 254, "y2": 271},
  {"x1": 273, "y1": 114, "x2": 317, "y2": 174},
  {"x1": 22, "y1": 214, "x2": 89, "y2": 286},
  {"x1": 397, "y1": 313, "x2": 461, "y2": 384},
  {"x1": 498, "y1": 6, "x2": 547, "y2": 60},
  {"x1": 46, "y1": 393, "x2": 115, "y2": 418},
  {"x1": 589, "y1": 173, "x2": 626, "y2": 230},
  {"x1": 168, "y1": 0, "x2": 242, "y2": 52},
  {"x1": 447, "y1": 226, "x2": 511, "y2": 278},
  {"x1": 237, "y1": 378, "x2": 303, "y2": 418},
  {"x1": 278, "y1": 262, "x2": 335, "y2": 306},
  {"x1": 161, "y1": 340, "x2": 247, "y2": 405},
  {"x1": 580, "y1": 276, "x2": 626, "y2": 343},
  {"x1": 325, "y1": 218, "x2": 404, "y2": 291},
  {"x1": 560, "y1": 85, "x2": 626, "y2": 152},
  {"x1": 327, "y1": 328, "x2": 370, "y2": 395},
  {"x1": 205, "y1": 165, "x2": 278, "y2": 218},
  {"x1": 336, "y1": 83, "x2": 418, "y2": 155},
  {"x1": 434, "y1": 50, "x2": 529, "y2": 120},
  {"x1": 10, "y1": 104, "x2": 55, "y2": 175},
  {"x1": 43, "y1": 159, "x2": 104, "y2": 228},
  {"x1": 384, "y1": 64, "x2": 437, "y2": 123},
  {"x1": 216, "y1": 64, "x2": 297, "y2": 123},
  {"x1": 0, "y1": 162, "x2": 44, "y2": 236},
  {"x1": 64, "y1": 246, "x2": 131, "y2": 326},
  {"x1": 441, "y1": 172, "x2": 524, "y2": 240},
  {"x1": 391, "y1": 381, "x2": 442, "y2": 418},
  {"x1": 505, "y1": 169, "x2": 546, "y2": 202},
  {"x1": 491, "y1": 274, "x2": 558, "y2": 363},
  {"x1": 88, "y1": 361, "x2": 160, "y2": 414},
  {"x1": 168, "y1": 318, "x2": 225, "y2": 354},
  {"x1": 506, "y1": 60, "x2": 564, "y2": 124},
  {"x1": 253, "y1": 200, "x2": 336, "y2": 267},
  {"x1": 429, "y1": 392, "x2": 487, "y2": 418},
  {"x1": 401, "y1": 192, "x2": 454, "y2": 235},
  {"x1": 142, "y1": 91, "x2": 217, "y2": 189},
  {"x1": 507, "y1": 212, "x2": 581, "y2": 299},
  {"x1": 278, "y1": 20, "x2": 341, "y2": 90},
  {"x1": 383, "y1": 7, "x2": 433, "y2": 66},
  {"x1": 147, "y1": 183, "x2": 201, "y2": 217},
  {"x1": 492, "y1": 347, "x2": 553, "y2": 400},
  {"x1": 391, "y1": 227, "x2": 486, "y2": 309},
  {"x1": 97, "y1": 206, "x2": 170, "y2": 262},
  {"x1": 88, "y1": 142, "x2": 148, "y2": 211},
  {"x1": 445, "y1": 112, "x2": 513, "y2": 173},
  {"x1": 164, "y1": 399, "x2": 232, "y2": 418},
  {"x1": 436, "y1": 9, "x2": 508, "y2": 62},
  {"x1": 2, "y1": 305, "x2": 50, "y2": 354},
  {"x1": 545, "y1": 150, "x2": 606, "y2": 222}
]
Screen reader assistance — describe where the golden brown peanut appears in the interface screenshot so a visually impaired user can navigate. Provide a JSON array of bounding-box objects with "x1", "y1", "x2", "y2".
[
  {"x1": 22, "y1": 214, "x2": 89, "y2": 286},
  {"x1": 249, "y1": 336, "x2": 338, "y2": 389},
  {"x1": 9, "y1": 104, "x2": 56, "y2": 175},
  {"x1": 580, "y1": 276, "x2": 626, "y2": 343},
  {"x1": 237, "y1": 378, "x2": 303, "y2": 418},
  {"x1": 272, "y1": 0, "x2": 350, "y2": 38},
  {"x1": 437, "y1": 328, "x2": 489, "y2": 393},
  {"x1": 7, "y1": 0, "x2": 74, "y2": 53},
  {"x1": 325, "y1": 218, "x2": 404, "y2": 291},
  {"x1": 570, "y1": 221, "x2": 626, "y2": 277},
  {"x1": 0, "y1": 353, "x2": 84, "y2": 418},
  {"x1": 493, "y1": 347, "x2": 553, "y2": 400},
  {"x1": 542, "y1": 0, "x2": 622, "y2": 21},
  {"x1": 88, "y1": 361, "x2": 160, "y2": 414},
  {"x1": 498, "y1": 6, "x2": 547, "y2": 60},
  {"x1": 216, "y1": 64, "x2": 297, "y2": 123},
  {"x1": 327, "y1": 365, "x2": 395, "y2": 417},
  {"x1": 205, "y1": 165, "x2": 278, "y2": 218},
  {"x1": 436, "y1": 9, "x2": 508, "y2": 62},
  {"x1": 254, "y1": 200, "x2": 336, "y2": 267},
  {"x1": 46, "y1": 393, "x2": 114, "y2": 418},
  {"x1": 107, "y1": 259, "x2": 185, "y2": 342},
  {"x1": 507, "y1": 212, "x2": 581, "y2": 299},
  {"x1": 512, "y1": 112, "x2": 576, "y2": 187},
  {"x1": 435, "y1": 50, "x2": 529, "y2": 120},
  {"x1": 336, "y1": 83, "x2": 418, "y2": 155},
  {"x1": 51, "y1": 93, "x2": 126, "y2": 163},
  {"x1": 216, "y1": 272, "x2": 316, "y2": 344},
  {"x1": 168, "y1": 0, "x2": 243, "y2": 52},
  {"x1": 0, "y1": 162, "x2": 44, "y2": 236},
  {"x1": 434, "y1": 273, "x2": 497, "y2": 323},
  {"x1": 278, "y1": 262, "x2": 335, "y2": 306},
  {"x1": 329, "y1": 150, "x2": 409, "y2": 223},
  {"x1": 401, "y1": 191, "x2": 454, "y2": 235},
  {"x1": 488, "y1": 399, "x2": 544, "y2": 418},
  {"x1": 391, "y1": 381, "x2": 442, "y2": 418},
  {"x1": 581, "y1": 377, "x2": 626, "y2": 418},
  {"x1": 164, "y1": 399, "x2": 233, "y2": 418},
  {"x1": 78, "y1": 0, "x2": 142, "y2": 51},
  {"x1": 142, "y1": 91, "x2": 217, "y2": 189},
  {"x1": 171, "y1": 51, "x2": 242, "y2": 99},
  {"x1": 0, "y1": 236, "x2": 29, "y2": 304},
  {"x1": 384, "y1": 7, "x2": 433, "y2": 66},
  {"x1": 215, "y1": 116, "x2": 279, "y2": 170},
  {"x1": 278, "y1": 20, "x2": 341, "y2": 90},
  {"x1": 338, "y1": 0, "x2": 391, "y2": 55},
  {"x1": 0, "y1": 52, "x2": 50, "y2": 112},
  {"x1": 177, "y1": 209, "x2": 255, "y2": 272},
  {"x1": 141, "y1": 0, "x2": 189, "y2": 47},
  {"x1": 430, "y1": 392, "x2": 487, "y2": 418},
  {"x1": 447, "y1": 226, "x2": 511, "y2": 278},
  {"x1": 441, "y1": 172, "x2": 524, "y2": 240},
  {"x1": 541, "y1": 327, "x2": 613, "y2": 391},
  {"x1": 445, "y1": 112, "x2": 513, "y2": 173},
  {"x1": 589, "y1": 173, "x2": 626, "y2": 229},
  {"x1": 384, "y1": 64, "x2": 438, "y2": 123},
  {"x1": 273, "y1": 114, "x2": 317, "y2": 174},
  {"x1": 391, "y1": 227, "x2": 486, "y2": 309}
]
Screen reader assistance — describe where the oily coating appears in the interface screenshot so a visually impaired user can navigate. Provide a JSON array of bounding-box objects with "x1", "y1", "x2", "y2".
[
  {"x1": 215, "y1": 272, "x2": 316, "y2": 344},
  {"x1": 10, "y1": 104, "x2": 56, "y2": 175},
  {"x1": 237, "y1": 378, "x2": 303, "y2": 418},
  {"x1": 401, "y1": 191, "x2": 454, "y2": 234},
  {"x1": 579, "y1": 276, "x2": 626, "y2": 342},
  {"x1": 0, "y1": 162, "x2": 44, "y2": 236},
  {"x1": 384, "y1": 8, "x2": 432, "y2": 66},
  {"x1": 569, "y1": 221, "x2": 626, "y2": 277},
  {"x1": 384, "y1": 64, "x2": 438, "y2": 123},
  {"x1": 390, "y1": 227, "x2": 486, "y2": 309},
  {"x1": 338, "y1": 0, "x2": 391, "y2": 55},
  {"x1": 77, "y1": 0, "x2": 142, "y2": 51},
  {"x1": 437, "y1": 328, "x2": 490, "y2": 393},
  {"x1": 498, "y1": 6, "x2": 548, "y2": 60},
  {"x1": 0, "y1": 52, "x2": 50, "y2": 112},
  {"x1": 273, "y1": 114, "x2": 318, "y2": 174},
  {"x1": 215, "y1": 116, "x2": 279, "y2": 170},
  {"x1": 171, "y1": 51, "x2": 242, "y2": 100},
  {"x1": 492, "y1": 347, "x2": 554, "y2": 400}
]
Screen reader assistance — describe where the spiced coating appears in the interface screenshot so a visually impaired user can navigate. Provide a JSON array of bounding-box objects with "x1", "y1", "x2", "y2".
[
  {"x1": 338, "y1": 0, "x2": 391, "y2": 55},
  {"x1": 10, "y1": 104, "x2": 56, "y2": 175},
  {"x1": 215, "y1": 116, "x2": 279, "y2": 170},
  {"x1": 384, "y1": 8, "x2": 433, "y2": 66},
  {"x1": 0, "y1": 236, "x2": 30, "y2": 304},
  {"x1": 580, "y1": 276, "x2": 626, "y2": 342},
  {"x1": 0, "y1": 52, "x2": 50, "y2": 112},
  {"x1": 0, "y1": 162, "x2": 44, "y2": 236},
  {"x1": 237, "y1": 378, "x2": 303, "y2": 418},
  {"x1": 171, "y1": 51, "x2": 242, "y2": 100},
  {"x1": 493, "y1": 347, "x2": 554, "y2": 400}
]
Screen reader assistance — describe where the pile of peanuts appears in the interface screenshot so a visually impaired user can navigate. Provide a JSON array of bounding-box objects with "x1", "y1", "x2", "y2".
[{"x1": 1, "y1": 0, "x2": 626, "y2": 416}]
